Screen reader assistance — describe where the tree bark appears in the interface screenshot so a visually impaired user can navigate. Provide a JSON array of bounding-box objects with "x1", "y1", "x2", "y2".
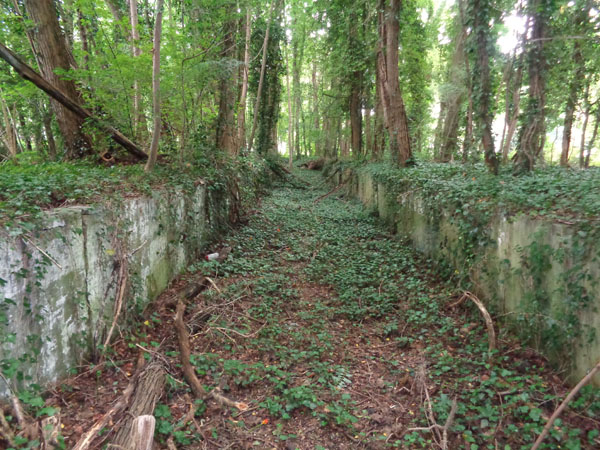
[
  {"x1": 311, "y1": 61, "x2": 320, "y2": 156},
  {"x1": 500, "y1": 51, "x2": 524, "y2": 163},
  {"x1": 585, "y1": 105, "x2": 599, "y2": 168},
  {"x1": 216, "y1": 19, "x2": 237, "y2": 155},
  {"x1": 373, "y1": 64, "x2": 384, "y2": 159},
  {"x1": 236, "y1": 9, "x2": 251, "y2": 150},
  {"x1": 130, "y1": 0, "x2": 146, "y2": 141},
  {"x1": 560, "y1": 42, "x2": 584, "y2": 167},
  {"x1": 349, "y1": 13, "x2": 362, "y2": 157},
  {"x1": 472, "y1": 0, "x2": 499, "y2": 174},
  {"x1": 41, "y1": 100, "x2": 57, "y2": 159},
  {"x1": 110, "y1": 362, "x2": 165, "y2": 449},
  {"x1": 145, "y1": 0, "x2": 164, "y2": 171},
  {"x1": 25, "y1": 0, "x2": 92, "y2": 158},
  {"x1": 285, "y1": 45, "x2": 294, "y2": 167},
  {"x1": 292, "y1": 21, "x2": 305, "y2": 158},
  {"x1": 514, "y1": 0, "x2": 550, "y2": 172},
  {"x1": 377, "y1": 0, "x2": 412, "y2": 166},
  {"x1": 438, "y1": 27, "x2": 467, "y2": 162},
  {"x1": 0, "y1": 91, "x2": 19, "y2": 157},
  {"x1": 248, "y1": 0, "x2": 277, "y2": 153}
]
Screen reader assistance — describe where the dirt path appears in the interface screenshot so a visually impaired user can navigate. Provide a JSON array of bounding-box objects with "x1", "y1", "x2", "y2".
[{"x1": 52, "y1": 169, "x2": 599, "y2": 449}]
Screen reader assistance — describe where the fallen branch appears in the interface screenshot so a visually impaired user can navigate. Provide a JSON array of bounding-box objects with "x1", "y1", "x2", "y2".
[
  {"x1": 451, "y1": 291, "x2": 496, "y2": 353},
  {"x1": 22, "y1": 236, "x2": 62, "y2": 270},
  {"x1": 110, "y1": 362, "x2": 165, "y2": 449},
  {"x1": 102, "y1": 256, "x2": 129, "y2": 353},
  {"x1": 0, "y1": 42, "x2": 147, "y2": 160},
  {"x1": 174, "y1": 299, "x2": 248, "y2": 411},
  {"x1": 314, "y1": 183, "x2": 344, "y2": 204},
  {"x1": 72, "y1": 372, "x2": 138, "y2": 450},
  {"x1": 440, "y1": 398, "x2": 458, "y2": 450},
  {"x1": 531, "y1": 360, "x2": 600, "y2": 450}
]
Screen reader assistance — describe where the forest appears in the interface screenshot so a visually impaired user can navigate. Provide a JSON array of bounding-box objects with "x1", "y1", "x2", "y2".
[
  {"x1": 1, "y1": 0, "x2": 600, "y2": 449},
  {"x1": 0, "y1": 0, "x2": 598, "y2": 170}
]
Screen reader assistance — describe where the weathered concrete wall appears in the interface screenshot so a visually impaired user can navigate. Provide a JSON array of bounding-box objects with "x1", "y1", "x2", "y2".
[
  {"x1": 0, "y1": 184, "x2": 230, "y2": 397},
  {"x1": 339, "y1": 168, "x2": 600, "y2": 385}
]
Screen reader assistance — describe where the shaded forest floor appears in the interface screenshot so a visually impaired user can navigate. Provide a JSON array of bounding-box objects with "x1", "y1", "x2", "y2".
[{"x1": 48, "y1": 169, "x2": 599, "y2": 449}]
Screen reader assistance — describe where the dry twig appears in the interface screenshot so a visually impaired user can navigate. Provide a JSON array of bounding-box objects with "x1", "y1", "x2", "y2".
[{"x1": 531, "y1": 360, "x2": 600, "y2": 450}]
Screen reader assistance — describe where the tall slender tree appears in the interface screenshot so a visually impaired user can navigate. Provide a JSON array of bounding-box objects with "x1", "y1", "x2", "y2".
[{"x1": 25, "y1": 0, "x2": 91, "y2": 158}]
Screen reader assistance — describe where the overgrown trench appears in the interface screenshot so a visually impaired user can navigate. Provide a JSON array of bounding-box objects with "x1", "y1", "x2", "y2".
[{"x1": 53, "y1": 169, "x2": 600, "y2": 450}]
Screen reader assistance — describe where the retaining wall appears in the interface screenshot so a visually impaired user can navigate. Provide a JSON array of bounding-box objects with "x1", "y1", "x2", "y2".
[
  {"x1": 335, "y1": 167, "x2": 599, "y2": 385},
  {"x1": 0, "y1": 182, "x2": 232, "y2": 397}
]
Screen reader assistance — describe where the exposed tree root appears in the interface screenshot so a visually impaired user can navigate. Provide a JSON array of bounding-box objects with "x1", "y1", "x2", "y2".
[{"x1": 450, "y1": 291, "x2": 496, "y2": 353}]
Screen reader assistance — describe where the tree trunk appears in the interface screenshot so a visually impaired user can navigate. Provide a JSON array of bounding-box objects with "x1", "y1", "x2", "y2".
[
  {"x1": 236, "y1": 9, "x2": 251, "y2": 150},
  {"x1": 216, "y1": 19, "x2": 237, "y2": 155},
  {"x1": 41, "y1": 100, "x2": 57, "y2": 159},
  {"x1": 579, "y1": 81, "x2": 590, "y2": 168},
  {"x1": 292, "y1": 22, "x2": 305, "y2": 159},
  {"x1": 365, "y1": 107, "x2": 372, "y2": 158},
  {"x1": 514, "y1": 0, "x2": 550, "y2": 172},
  {"x1": 130, "y1": 0, "x2": 146, "y2": 140},
  {"x1": 373, "y1": 65, "x2": 384, "y2": 159},
  {"x1": 285, "y1": 46, "x2": 294, "y2": 167},
  {"x1": 0, "y1": 91, "x2": 19, "y2": 157},
  {"x1": 17, "y1": 110, "x2": 32, "y2": 151},
  {"x1": 248, "y1": 0, "x2": 276, "y2": 152},
  {"x1": 145, "y1": 0, "x2": 164, "y2": 171},
  {"x1": 472, "y1": 0, "x2": 498, "y2": 174},
  {"x1": 349, "y1": 14, "x2": 362, "y2": 158},
  {"x1": 105, "y1": 0, "x2": 123, "y2": 22},
  {"x1": 585, "y1": 106, "x2": 599, "y2": 168},
  {"x1": 560, "y1": 42, "x2": 584, "y2": 167},
  {"x1": 437, "y1": 30, "x2": 467, "y2": 162},
  {"x1": 377, "y1": 0, "x2": 412, "y2": 167},
  {"x1": 312, "y1": 61, "x2": 320, "y2": 156},
  {"x1": 500, "y1": 51, "x2": 524, "y2": 163},
  {"x1": 110, "y1": 362, "x2": 166, "y2": 449},
  {"x1": 25, "y1": 0, "x2": 91, "y2": 158}
]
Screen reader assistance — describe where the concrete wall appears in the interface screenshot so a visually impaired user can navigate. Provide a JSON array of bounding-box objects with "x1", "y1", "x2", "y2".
[
  {"x1": 0, "y1": 184, "x2": 231, "y2": 397},
  {"x1": 339, "y1": 168, "x2": 599, "y2": 385}
]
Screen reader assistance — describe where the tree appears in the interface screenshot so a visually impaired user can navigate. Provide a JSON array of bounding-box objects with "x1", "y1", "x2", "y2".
[
  {"x1": 467, "y1": 0, "x2": 499, "y2": 173},
  {"x1": 216, "y1": 16, "x2": 238, "y2": 155},
  {"x1": 377, "y1": 0, "x2": 412, "y2": 166},
  {"x1": 145, "y1": 0, "x2": 165, "y2": 171},
  {"x1": 25, "y1": 0, "x2": 91, "y2": 158},
  {"x1": 514, "y1": 0, "x2": 555, "y2": 172}
]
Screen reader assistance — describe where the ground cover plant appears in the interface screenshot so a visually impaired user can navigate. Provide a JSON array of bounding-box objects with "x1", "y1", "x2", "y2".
[{"x1": 10, "y1": 168, "x2": 596, "y2": 450}]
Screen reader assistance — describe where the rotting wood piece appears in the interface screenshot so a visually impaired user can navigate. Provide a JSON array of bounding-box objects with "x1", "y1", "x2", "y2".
[
  {"x1": 72, "y1": 373, "x2": 138, "y2": 450},
  {"x1": 109, "y1": 362, "x2": 165, "y2": 449}
]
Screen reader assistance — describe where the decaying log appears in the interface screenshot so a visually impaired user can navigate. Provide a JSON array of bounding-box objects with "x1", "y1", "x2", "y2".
[
  {"x1": 72, "y1": 375, "x2": 138, "y2": 450},
  {"x1": 0, "y1": 41, "x2": 147, "y2": 160},
  {"x1": 110, "y1": 362, "x2": 165, "y2": 449},
  {"x1": 133, "y1": 416, "x2": 155, "y2": 450}
]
